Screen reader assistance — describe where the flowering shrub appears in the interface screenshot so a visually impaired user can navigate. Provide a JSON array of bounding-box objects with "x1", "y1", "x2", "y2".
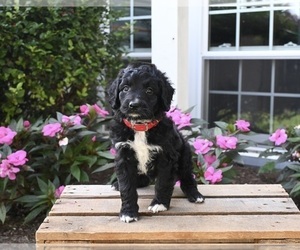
[
  {"x1": 0, "y1": 105, "x2": 257, "y2": 224},
  {"x1": 260, "y1": 126, "x2": 300, "y2": 199},
  {"x1": 0, "y1": 104, "x2": 113, "y2": 224},
  {"x1": 167, "y1": 107, "x2": 255, "y2": 184}
]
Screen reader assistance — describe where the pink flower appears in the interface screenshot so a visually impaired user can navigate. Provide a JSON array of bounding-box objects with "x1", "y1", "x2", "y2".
[
  {"x1": 0, "y1": 159, "x2": 20, "y2": 180},
  {"x1": 216, "y1": 135, "x2": 238, "y2": 149},
  {"x1": 62, "y1": 115, "x2": 81, "y2": 125},
  {"x1": 0, "y1": 126, "x2": 17, "y2": 145},
  {"x1": 80, "y1": 104, "x2": 90, "y2": 115},
  {"x1": 235, "y1": 120, "x2": 250, "y2": 132},
  {"x1": 166, "y1": 107, "x2": 192, "y2": 129},
  {"x1": 203, "y1": 154, "x2": 217, "y2": 165},
  {"x1": 269, "y1": 129, "x2": 287, "y2": 146},
  {"x1": 7, "y1": 150, "x2": 28, "y2": 166},
  {"x1": 193, "y1": 138, "x2": 213, "y2": 154},
  {"x1": 42, "y1": 123, "x2": 62, "y2": 137},
  {"x1": 110, "y1": 147, "x2": 117, "y2": 156},
  {"x1": 54, "y1": 185, "x2": 65, "y2": 198},
  {"x1": 92, "y1": 136, "x2": 96, "y2": 142},
  {"x1": 23, "y1": 120, "x2": 31, "y2": 128},
  {"x1": 204, "y1": 166, "x2": 222, "y2": 184},
  {"x1": 92, "y1": 104, "x2": 109, "y2": 117}
]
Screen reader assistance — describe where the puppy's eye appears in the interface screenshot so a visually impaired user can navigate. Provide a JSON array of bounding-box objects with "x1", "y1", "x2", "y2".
[
  {"x1": 122, "y1": 85, "x2": 129, "y2": 92},
  {"x1": 146, "y1": 87, "x2": 153, "y2": 95}
]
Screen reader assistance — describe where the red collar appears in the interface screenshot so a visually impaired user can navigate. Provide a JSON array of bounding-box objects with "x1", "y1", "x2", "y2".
[{"x1": 123, "y1": 119, "x2": 160, "y2": 132}]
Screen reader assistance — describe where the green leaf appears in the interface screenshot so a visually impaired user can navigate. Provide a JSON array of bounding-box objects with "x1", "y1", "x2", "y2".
[
  {"x1": 290, "y1": 182, "x2": 300, "y2": 197},
  {"x1": 287, "y1": 164, "x2": 300, "y2": 172},
  {"x1": 97, "y1": 151, "x2": 115, "y2": 159},
  {"x1": 213, "y1": 127, "x2": 223, "y2": 136},
  {"x1": 24, "y1": 204, "x2": 48, "y2": 224},
  {"x1": 92, "y1": 163, "x2": 115, "y2": 174},
  {"x1": 258, "y1": 161, "x2": 276, "y2": 174},
  {"x1": 0, "y1": 203, "x2": 7, "y2": 224},
  {"x1": 290, "y1": 173, "x2": 300, "y2": 179},
  {"x1": 70, "y1": 163, "x2": 81, "y2": 181},
  {"x1": 37, "y1": 178, "x2": 48, "y2": 193},
  {"x1": 214, "y1": 121, "x2": 228, "y2": 130},
  {"x1": 15, "y1": 195, "x2": 40, "y2": 204}
]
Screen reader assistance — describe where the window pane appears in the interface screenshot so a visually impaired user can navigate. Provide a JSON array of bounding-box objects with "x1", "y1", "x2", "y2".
[
  {"x1": 242, "y1": 60, "x2": 271, "y2": 92},
  {"x1": 241, "y1": 95, "x2": 270, "y2": 133},
  {"x1": 209, "y1": 60, "x2": 239, "y2": 91},
  {"x1": 134, "y1": 19, "x2": 151, "y2": 49},
  {"x1": 240, "y1": 12, "x2": 269, "y2": 46},
  {"x1": 275, "y1": 60, "x2": 300, "y2": 93},
  {"x1": 134, "y1": 0, "x2": 151, "y2": 16},
  {"x1": 274, "y1": 10, "x2": 300, "y2": 46},
  {"x1": 208, "y1": 94, "x2": 238, "y2": 124},
  {"x1": 209, "y1": 14, "x2": 236, "y2": 48},
  {"x1": 111, "y1": 21, "x2": 130, "y2": 48},
  {"x1": 110, "y1": 0, "x2": 130, "y2": 16},
  {"x1": 274, "y1": 97, "x2": 300, "y2": 129}
]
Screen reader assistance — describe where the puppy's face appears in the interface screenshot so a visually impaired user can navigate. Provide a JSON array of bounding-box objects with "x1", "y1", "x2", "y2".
[
  {"x1": 118, "y1": 71, "x2": 160, "y2": 119},
  {"x1": 108, "y1": 63, "x2": 174, "y2": 120}
]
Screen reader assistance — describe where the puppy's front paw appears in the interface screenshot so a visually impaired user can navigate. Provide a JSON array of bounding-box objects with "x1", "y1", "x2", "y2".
[
  {"x1": 120, "y1": 214, "x2": 138, "y2": 223},
  {"x1": 188, "y1": 192, "x2": 205, "y2": 203},
  {"x1": 148, "y1": 204, "x2": 168, "y2": 213}
]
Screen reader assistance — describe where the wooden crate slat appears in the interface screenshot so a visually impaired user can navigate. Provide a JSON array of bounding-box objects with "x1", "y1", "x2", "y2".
[
  {"x1": 61, "y1": 184, "x2": 288, "y2": 199},
  {"x1": 35, "y1": 243, "x2": 300, "y2": 249},
  {"x1": 49, "y1": 197, "x2": 299, "y2": 216},
  {"x1": 36, "y1": 214, "x2": 300, "y2": 244}
]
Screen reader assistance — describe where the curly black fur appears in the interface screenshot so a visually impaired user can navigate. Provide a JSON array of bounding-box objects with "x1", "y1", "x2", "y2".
[{"x1": 107, "y1": 62, "x2": 204, "y2": 223}]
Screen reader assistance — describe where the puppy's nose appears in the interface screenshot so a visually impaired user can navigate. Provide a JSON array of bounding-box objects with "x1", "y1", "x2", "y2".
[{"x1": 129, "y1": 100, "x2": 140, "y2": 109}]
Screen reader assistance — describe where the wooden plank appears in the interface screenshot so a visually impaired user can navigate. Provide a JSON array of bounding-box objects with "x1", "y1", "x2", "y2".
[
  {"x1": 49, "y1": 197, "x2": 299, "y2": 216},
  {"x1": 36, "y1": 214, "x2": 300, "y2": 244},
  {"x1": 61, "y1": 184, "x2": 288, "y2": 199},
  {"x1": 35, "y1": 243, "x2": 300, "y2": 250}
]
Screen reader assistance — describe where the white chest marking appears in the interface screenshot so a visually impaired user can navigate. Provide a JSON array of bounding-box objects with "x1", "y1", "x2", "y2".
[{"x1": 127, "y1": 132, "x2": 161, "y2": 174}]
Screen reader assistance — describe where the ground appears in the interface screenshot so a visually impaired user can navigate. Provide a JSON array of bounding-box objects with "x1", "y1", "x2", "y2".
[{"x1": 0, "y1": 165, "x2": 299, "y2": 243}]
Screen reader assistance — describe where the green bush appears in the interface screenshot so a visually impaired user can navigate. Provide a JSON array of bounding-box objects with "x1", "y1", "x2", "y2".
[{"x1": 0, "y1": 6, "x2": 127, "y2": 124}]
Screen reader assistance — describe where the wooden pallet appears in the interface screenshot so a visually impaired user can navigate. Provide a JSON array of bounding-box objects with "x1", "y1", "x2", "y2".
[{"x1": 36, "y1": 184, "x2": 300, "y2": 248}]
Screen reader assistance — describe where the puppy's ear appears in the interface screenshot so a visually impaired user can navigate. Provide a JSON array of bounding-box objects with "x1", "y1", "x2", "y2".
[
  {"x1": 160, "y1": 75, "x2": 175, "y2": 111},
  {"x1": 107, "y1": 70, "x2": 123, "y2": 110}
]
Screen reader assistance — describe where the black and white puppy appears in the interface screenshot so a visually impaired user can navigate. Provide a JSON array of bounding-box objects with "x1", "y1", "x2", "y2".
[{"x1": 107, "y1": 62, "x2": 204, "y2": 223}]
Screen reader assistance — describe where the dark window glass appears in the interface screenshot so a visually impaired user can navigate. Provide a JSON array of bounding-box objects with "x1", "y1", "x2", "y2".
[
  {"x1": 134, "y1": 19, "x2": 151, "y2": 48},
  {"x1": 209, "y1": 14, "x2": 236, "y2": 47},
  {"x1": 209, "y1": 60, "x2": 239, "y2": 91},
  {"x1": 134, "y1": 0, "x2": 151, "y2": 16},
  {"x1": 275, "y1": 60, "x2": 300, "y2": 93},
  {"x1": 241, "y1": 95, "x2": 270, "y2": 133},
  {"x1": 240, "y1": 12, "x2": 269, "y2": 46},
  {"x1": 274, "y1": 10, "x2": 300, "y2": 46},
  {"x1": 111, "y1": 21, "x2": 130, "y2": 48},
  {"x1": 242, "y1": 60, "x2": 271, "y2": 92},
  {"x1": 208, "y1": 94, "x2": 238, "y2": 124},
  {"x1": 274, "y1": 97, "x2": 300, "y2": 129}
]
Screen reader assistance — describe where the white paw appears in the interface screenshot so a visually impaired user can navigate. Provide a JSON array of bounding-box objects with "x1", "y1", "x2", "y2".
[
  {"x1": 148, "y1": 204, "x2": 168, "y2": 213},
  {"x1": 195, "y1": 197, "x2": 205, "y2": 203},
  {"x1": 120, "y1": 215, "x2": 138, "y2": 223}
]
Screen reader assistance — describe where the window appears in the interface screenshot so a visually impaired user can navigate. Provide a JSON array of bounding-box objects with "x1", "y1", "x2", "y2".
[
  {"x1": 209, "y1": 0, "x2": 300, "y2": 50},
  {"x1": 208, "y1": 59, "x2": 300, "y2": 133},
  {"x1": 110, "y1": 0, "x2": 151, "y2": 56},
  {"x1": 204, "y1": 0, "x2": 300, "y2": 133}
]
